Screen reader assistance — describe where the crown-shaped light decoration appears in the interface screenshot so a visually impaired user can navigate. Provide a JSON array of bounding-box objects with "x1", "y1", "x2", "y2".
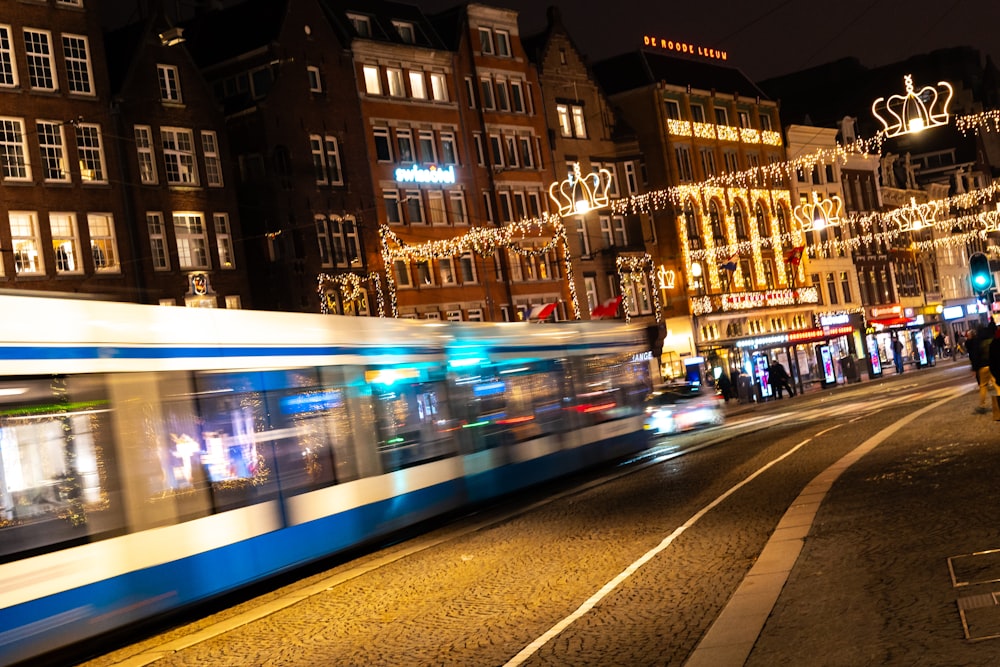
[
  {"x1": 793, "y1": 192, "x2": 843, "y2": 231},
  {"x1": 872, "y1": 74, "x2": 954, "y2": 138},
  {"x1": 656, "y1": 264, "x2": 676, "y2": 290},
  {"x1": 548, "y1": 162, "x2": 612, "y2": 216},
  {"x1": 892, "y1": 196, "x2": 941, "y2": 232}
]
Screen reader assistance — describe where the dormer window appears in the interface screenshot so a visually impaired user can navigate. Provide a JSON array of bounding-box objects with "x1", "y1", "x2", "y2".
[
  {"x1": 347, "y1": 13, "x2": 371, "y2": 38},
  {"x1": 393, "y1": 21, "x2": 415, "y2": 44},
  {"x1": 478, "y1": 28, "x2": 493, "y2": 55}
]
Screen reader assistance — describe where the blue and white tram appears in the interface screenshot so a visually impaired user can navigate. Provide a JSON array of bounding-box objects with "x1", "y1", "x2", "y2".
[{"x1": 0, "y1": 293, "x2": 652, "y2": 665}]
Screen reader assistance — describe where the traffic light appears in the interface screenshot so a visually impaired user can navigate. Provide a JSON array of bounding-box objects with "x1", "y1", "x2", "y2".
[{"x1": 970, "y1": 252, "x2": 992, "y2": 295}]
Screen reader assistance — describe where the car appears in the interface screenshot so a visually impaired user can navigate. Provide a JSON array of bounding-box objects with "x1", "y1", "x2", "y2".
[{"x1": 643, "y1": 382, "x2": 725, "y2": 435}]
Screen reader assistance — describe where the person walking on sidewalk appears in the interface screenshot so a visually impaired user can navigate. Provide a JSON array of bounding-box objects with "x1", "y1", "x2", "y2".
[
  {"x1": 970, "y1": 322, "x2": 997, "y2": 414},
  {"x1": 770, "y1": 361, "x2": 795, "y2": 398},
  {"x1": 892, "y1": 335, "x2": 905, "y2": 374}
]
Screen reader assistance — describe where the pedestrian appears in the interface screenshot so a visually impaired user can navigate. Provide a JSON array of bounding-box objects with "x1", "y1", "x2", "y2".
[
  {"x1": 934, "y1": 331, "x2": 946, "y2": 357},
  {"x1": 716, "y1": 372, "x2": 734, "y2": 401},
  {"x1": 892, "y1": 335, "x2": 905, "y2": 374},
  {"x1": 970, "y1": 322, "x2": 997, "y2": 414},
  {"x1": 770, "y1": 360, "x2": 795, "y2": 398}
]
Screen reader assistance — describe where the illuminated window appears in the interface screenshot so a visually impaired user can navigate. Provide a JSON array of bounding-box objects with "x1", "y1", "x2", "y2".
[
  {"x1": 755, "y1": 202, "x2": 770, "y2": 237},
  {"x1": 571, "y1": 106, "x2": 587, "y2": 137},
  {"x1": 0, "y1": 25, "x2": 17, "y2": 87},
  {"x1": 429, "y1": 72, "x2": 447, "y2": 101},
  {"x1": 134, "y1": 125, "x2": 157, "y2": 184},
  {"x1": 10, "y1": 211, "x2": 42, "y2": 275},
  {"x1": 62, "y1": 34, "x2": 92, "y2": 94},
  {"x1": 386, "y1": 68, "x2": 404, "y2": 97},
  {"x1": 202, "y1": 130, "x2": 223, "y2": 187},
  {"x1": 763, "y1": 259, "x2": 776, "y2": 289},
  {"x1": 50, "y1": 212, "x2": 80, "y2": 273},
  {"x1": 556, "y1": 104, "x2": 572, "y2": 137},
  {"x1": 37, "y1": 121, "x2": 68, "y2": 182},
  {"x1": 24, "y1": 29, "x2": 55, "y2": 90},
  {"x1": 147, "y1": 212, "x2": 169, "y2": 270},
  {"x1": 88, "y1": 213, "x2": 119, "y2": 272},
  {"x1": 172, "y1": 212, "x2": 209, "y2": 269},
  {"x1": 363, "y1": 65, "x2": 381, "y2": 95},
  {"x1": 734, "y1": 203, "x2": 749, "y2": 241},
  {"x1": 156, "y1": 63, "x2": 181, "y2": 102},
  {"x1": 427, "y1": 191, "x2": 446, "y2": 225},
  {"x1": 75, "y1": 123, "x2": 106, "y2": 182},
  {"x1": 409, "y1": 70, "x2": 426, "y2": 99},
  {"x1": 214, "y1": 213, "x2": 235, "y2": 269}
]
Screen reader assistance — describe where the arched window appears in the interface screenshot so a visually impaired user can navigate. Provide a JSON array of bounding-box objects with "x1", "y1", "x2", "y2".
[
  {"x1": 683, "y1": 199, "x2": 701, "y2": 249},
  {"x1": 734, "y1": 202, "x2": 749, "y2": 241},
  {"x1": 755, "y1": 201, "x2": 770, "y2": 238},
  {"x1": 776, "y1": 205, "x2": 790, "y2": 236},
  {"x1": 708, "y1": 200, "x2": 725, "y2": 244}
]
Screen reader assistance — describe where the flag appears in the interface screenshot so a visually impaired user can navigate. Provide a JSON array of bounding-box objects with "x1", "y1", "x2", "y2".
[
  {"x1": 785, "y1": 245, "x2": 805, "y2": 266},
  {"x1": 719, "y1": 253, "x2": 738, "y2": 272},
  {"x1": 527, "y1": 303, "x2": 557, "y2": 321},
  {"x1": 590, "y1": 295, "x2": 622, "y2": 319}
]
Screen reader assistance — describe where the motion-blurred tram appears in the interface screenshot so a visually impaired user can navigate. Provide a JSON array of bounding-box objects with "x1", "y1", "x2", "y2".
[{"x1": 0, "y1": 293, "x2": 653, "y2": 665}]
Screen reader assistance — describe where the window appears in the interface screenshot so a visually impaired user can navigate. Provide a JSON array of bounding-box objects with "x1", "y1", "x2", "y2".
[
  {"x1": 37, "y1": 121, "x2": 68, "y2": 182},
  {"x1": 723, "y1": 151, "x2": 739, "y2": 173},
  {"x1": 134, "y1": 125, "x2": 157, "y2": 184},
  {"x1": 440, "y1": 132, "x2": 457, "y2": 165},
  {"x1": 0, "y1": 26, "x2": 16, "y2": 87},
  {"x1": 396, "y1": 128, "x2": 414, "y2": 163},
  {"x1": 201, "y1": 131, "x2": 223, "y2": 187},
  {"x1": 147, "y1": 212, "x2": 169, "y2": 270},
  {"x1": 760, "y1": 113, "x2": 772, "y2": 131},
  {"x1": 512, "y1": 191, "x2": 527, "y2": 220},
  {"x1": 406, "y1": 189, "x2": 424, "y2": 223},
  {"x1": 323, "y1": 136, "x2": 342, "y2": 184},
  {"x1": 156, "y1": 63, "x2": 181, "y2": 102},
  {"x1": 664, "y1": 99, "x2": 682, "y2": 120},
  {"x1": 50, "y1": 213, "x2": 80, "y2": 273},
  {"x1": 173, "y1": 212, "x2": 210, "y2": 269},
  {"x1": 75, "y1": 123, "x2": 106, "y2": 182},
  {"x1": 439, "y1": 257, "x2": 455, "y2": 284},
  {"x1": 519, "y1": 136, "x2": 534, "y2": 168},
  {"x1": 10, "y1": 212, "x2": 42, "y2": 275},
  {"x1": 473, "y1": 133, "x2": 484, "y2": 166},
  {"x1": 214, "y1": 213, "x2": 235, "y2": 269},
  {"x1": 505, "y1": 136, "x2": 519, "y2": 167},
  {"x1": 571, "y1": 106, "x2": 587, "y2": 138},
  {"x1": 826, "y1": 272, "x2": 839, "y2": 305},
  {"x1": 363, "y1": 65, "x2": 381, "y2": 95},
  {"x1": 763, "y1": 259, "x2": 775, "y2": 289},
  {"x1": 310, "y1": 135, "x2": 326, "y2": 183},
  {"x1": 24, "y1": 29, "x2": 56, "y2": 90},
  {"x1": 311, "y1": 134, "x2": 342, "y2": 184},
  {"x1": 738, "y1": 110, "x2": 751, "y2": 128},
  {"x1": 700, "y1": 148, "x2": 717, "y2": 177},
  {"x1": 386, "y1": 68, "x2": 405, "y2": 97},
  {"x1": 465, "y1": 77, "x2": 476, "y2": 108},
  {"x1": 495, "y1": 30, "x2": 511, "y2": 57},
  {"x1": 599, "y1": 216, "x2": 612, "y2": 247},
  {"x1": 427, "y1": 191, "x2": 446, "y2": 225},
  {"x1": 347, "y1": 14, "x2": 371, "y2": 37},
  {"x1": 691, "y1": 104, "x2": 705, "y2": 123},
  {"x1": 612, "y1": 216, "x2": 627, "y2": 246},
  {"x1": 161, "y1": 128, "x2": 197, "y2": 184},
  {"x1": 307, "y1": 65, "x2": 322, "y2": 92},
  {"x1": 394, "y1": 259, "x2": 411, "y2": 287},
  {"x1": 418, "y1": 130, "x2": 436, "y2": 163},
  {"x1": 489, "y1": 134, "x2": 503, "y2": 167},
  {"x1": 497, "y1": 191, "x2": 513, "y2": 223},
  {"x1": 714, "y1": 106, "x2": 728, "y2": 125},
  {"x1": 557, "y1": 104, "x2": 572, "y2": 137},
  {"x1": 416, "y1": 259, "x2": 433, "y2": 285},
  {"x1": 840, "y1": 271, "x2": 852, "y2": 302},
  {"x1": 343, "y1": 217, "x2": 360, "y2": 266},
  {"x1": 316, "y1": 215, "x2": 333, "y2": 268},
  {"x1": 429, "y1": 72, "x2": 447, "y2": 101},
  {"x1": 373, "y1": 127, "x2": 392, "y2": 162},
  {"x1": 459, "y1": 253, "x2": 477, "y2": 283},
  {"x1": 510, "y1": 80, "x2": 525, "y2": 112},
  {"x1": 479, "y1": 78, "x2": 495, "y2": 109},
  {"x1": 478, "y1": 27, "x2": 494, "y2": 54},
  {"x1": 575, "y1": 219, "x2": 591, "y2": 256},
  {"x1": 496, "y1": 80, "x2": 510, "y2": 111},
  {"x1": 62, "y1": 34, "x2": 92, "y2": 94},
  {"x1": 393, "y1": 21, "x2": 415, "y2": 44},
  {"x1": 624, "y1": 162, "x2": 638, "y2": 195},
  {"x1": 88, "y1": 213, "x2": 119, "y2": 272},
  {"x1": 675, "y1": 145, "x2": 693, "y2": 181},
  {"x1": 448, "y1": 191, "x2": 468, "y2": 225},
  {"x1": 384, "y1": 190, "x2": 402, "y2": 224},
  {"x1": 409, "y1": 70, "x2": 426, "y2": 99},
  {"x1": 734, "y1": 204, "x2": 749, "y2": 241}
]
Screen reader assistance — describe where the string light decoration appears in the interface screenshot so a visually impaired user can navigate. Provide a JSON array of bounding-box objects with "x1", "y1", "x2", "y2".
[
  {"x1": 888, "y1": 196, "x2": 942, "y2": 232},
  {"x1": 616, "y1": 254, "x2": 662, "y2": 323},
  {"x1": 794, "y1": 192, "x2": 844, "y2": 231},
  {"x1": 379, "y1": 216, "x2": 581, "y2": 320},
  {"x1": 316, "y1": 271, "x2": 386, "y2": 317},
  {"x1": 872, "y1": 74, "x2": 954, "y2": 138},
  {"x1": 548, "y1": 162, "x2": 612, "y2": 216}
]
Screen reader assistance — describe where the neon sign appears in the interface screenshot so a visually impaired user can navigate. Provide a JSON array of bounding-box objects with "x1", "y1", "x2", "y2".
[
  {"x1": 394, "y1": 164, "x2": 456, "y2": 185},
  {"x1": 642, "y1": 35, "x2": 728, "y2": 62}
]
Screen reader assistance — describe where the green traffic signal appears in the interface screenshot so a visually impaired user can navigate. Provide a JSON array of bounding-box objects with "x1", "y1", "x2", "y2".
[{"x1": 970, "y1": 252, "x2": 992, "y2": 293}]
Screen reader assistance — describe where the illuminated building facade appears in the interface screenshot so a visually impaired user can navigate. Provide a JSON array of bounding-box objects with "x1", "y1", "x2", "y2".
[
  {"x1": 593, "y1": 50, "x2": 821, "y2": 386},
  {"x1": 106, "y1": 12, "x2": 252, "y2": 308},
  {"x1": 526, "y1": 7, "x2": 656, "y2": 324}
]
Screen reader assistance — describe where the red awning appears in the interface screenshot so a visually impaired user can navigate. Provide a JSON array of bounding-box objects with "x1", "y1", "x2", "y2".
[{"x1": 870, "y1": 317, "x2": 913, "y2": 327}]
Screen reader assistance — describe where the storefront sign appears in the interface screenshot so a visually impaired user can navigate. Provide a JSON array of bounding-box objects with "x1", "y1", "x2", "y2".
[
  {"x1": 394, "y1": 164, "x2": 456, "y2": 185},
  {"x1": 942, "y1": 305, "x2": 964, "y2": 320},
  {"x1": 642, "y1": 35, "x2": 728, "y2": 61},
  {"x1": 819, "y1": 313, "x2": 851, "y2": 327}
]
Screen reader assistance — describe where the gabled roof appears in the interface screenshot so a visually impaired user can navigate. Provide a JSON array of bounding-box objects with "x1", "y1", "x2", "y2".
[{"x1": 592, "y1": 50, "x2": 768, "y2": 100}]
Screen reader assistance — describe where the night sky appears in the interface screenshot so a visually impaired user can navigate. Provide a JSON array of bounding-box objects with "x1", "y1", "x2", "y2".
[{"x1": 101, "y1": 0, "x2": 1000, "y2": 82}]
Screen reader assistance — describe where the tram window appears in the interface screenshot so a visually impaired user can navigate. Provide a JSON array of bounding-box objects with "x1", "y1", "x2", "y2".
[
  {"x1": 0, "y1": 375, "x2": 125, "y2": 562},
  {"x1": 368, "y1": 365, "x2": 458, "y2": 471},
  {"x1": 569, "y1": 353, "x2": 650, "y2": 426}
]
